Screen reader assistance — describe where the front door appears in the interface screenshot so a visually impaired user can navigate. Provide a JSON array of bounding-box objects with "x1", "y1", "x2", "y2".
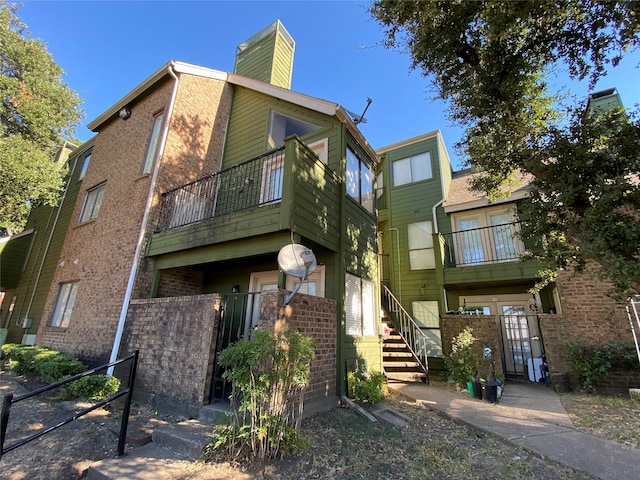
[
  {"x1": 462, "y1": 294, "x2": 545, "y2": 381},
  {"x1": 497, "y1": 303, "x2": 544, "y2": 380}
]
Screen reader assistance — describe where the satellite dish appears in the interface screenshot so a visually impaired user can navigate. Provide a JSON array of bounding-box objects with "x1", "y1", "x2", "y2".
[
  {"x1": 278, "y1": 244, "x2": 317, "y2": 278},
  {"x1": 277, "y1": 244, "x2": 317, "y2": 305}
]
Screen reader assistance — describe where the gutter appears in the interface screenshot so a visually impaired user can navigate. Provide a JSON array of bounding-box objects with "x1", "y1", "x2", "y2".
[{"x1": 108, "y1": 62, "x2": 180, "y2": 372}]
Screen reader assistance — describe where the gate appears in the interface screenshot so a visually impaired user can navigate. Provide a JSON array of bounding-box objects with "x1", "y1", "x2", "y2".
[
  {"x1": 210, "y1": 293, "x2": 259, "y2": 401},
  {"x1": 499, "y1": 312, "x2": 547, "y2": 382}
]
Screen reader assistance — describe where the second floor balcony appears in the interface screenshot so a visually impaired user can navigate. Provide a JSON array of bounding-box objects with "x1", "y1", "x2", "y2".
[
  {"x1": 441, "y1": 222, "x2": 526, "y2": 268},
  {"x1": 148, "y1": 136, "x2": 342, "y2": 257}
]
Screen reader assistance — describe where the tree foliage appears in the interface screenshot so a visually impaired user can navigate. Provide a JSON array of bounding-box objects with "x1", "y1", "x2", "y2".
[
  {"x1": 370, "y1": 0, "x2": 640, "y2": 296},
  {"x1": 0, "y1": 2, "x2": 82, "y2": 235}
]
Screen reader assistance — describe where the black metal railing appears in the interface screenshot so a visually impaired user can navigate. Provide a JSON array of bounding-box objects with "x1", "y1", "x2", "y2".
[
  {"x1": 1, "y1": 350, "x2": 139, "y2": 460},
  {"x1": 442, "y1": 222, "x2": 524, "y2": 267},
  {"x1": 381, "y1": 285, "x2": 429, "y2": 383},
  {"x1": 156, "y1": 146, "x2": 285, "y2": 232}
]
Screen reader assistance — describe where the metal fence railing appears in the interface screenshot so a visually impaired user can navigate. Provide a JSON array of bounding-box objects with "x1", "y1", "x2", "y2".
[
  {"x1": 156, "y1": 146, "x2": 285, "y2": 232},
  {"x1": 1, "y1": 350, "x2": 139, "y2": 460},
  {"x1": 442, "y1": 222, "x2": 524, "y2": 267}
]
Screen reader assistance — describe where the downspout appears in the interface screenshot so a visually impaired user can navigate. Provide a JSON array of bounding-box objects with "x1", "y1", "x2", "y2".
[
  {"x1": 108, "y1": 63, "x2": 180, "y2": 372},
  {"x1": 433, "y1": 132, "x2": 448, "y2": 311}
]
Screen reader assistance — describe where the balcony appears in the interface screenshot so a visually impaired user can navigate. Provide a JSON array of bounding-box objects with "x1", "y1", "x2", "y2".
[
  {"x1": 156, "y1": 146, "x2": 286, "y2": 232},
  {"x1": 148, "y1": 137, "x2": 342, "y2": 258},
  {"x1": 441, "y1": 222, "x2": 525, "y2": 268}
]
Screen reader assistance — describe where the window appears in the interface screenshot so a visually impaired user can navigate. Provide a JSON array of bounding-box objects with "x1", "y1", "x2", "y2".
[
  {"x1": 376, "y1": 172, "x2": 384, "y2": 199},
  {"x1": 408, "y1": 221, "x2": 435, "y2": 269},
  {"x1": 50, "y1": 282, "x2": 78, "y2": 328},
  {"x1": 79, "y1": 183, "x2": 106, "y2": 223},
  {"x1": 260, "y1": 156, "x2": 284, "y2": 204},
  {"x1": 393, "y1": 151, "x2": 432, "y2": 186},
  {"x1": 78, "y1": 152, "x2": 91, "y2": 180},
  {"x1": 345, "y1": 273, "x2": 376, "y2": 337},
  {"x1": 346, "y1": 148, "x2": 374, "y2": 214},
  {"x1": 142, "y1": 112, "x2": 164, "y2": 174},
  {"x1": 268, "y1": 111, "x2": 321, "y2": 148},
  {"x1": 453, "y1": 208, "x2": 523, "y2": 265}
]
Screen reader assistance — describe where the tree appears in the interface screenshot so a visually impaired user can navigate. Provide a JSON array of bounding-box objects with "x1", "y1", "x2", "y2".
[
  {"x1": 370, "y1": 0, "x2": 640, "y2": 296},
  {"x1": 0, "y1": 2, "x2": 82, "y2": 236}
]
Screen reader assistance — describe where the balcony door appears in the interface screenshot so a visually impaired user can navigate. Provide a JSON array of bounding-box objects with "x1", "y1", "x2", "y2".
[{"x1": 453, "y1": 208, "x2": 523, "y2": 265}]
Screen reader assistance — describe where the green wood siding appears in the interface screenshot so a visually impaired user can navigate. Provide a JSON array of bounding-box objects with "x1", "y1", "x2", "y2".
[
  {"x1": 3, "y1": 146, "x2": 90, "y2": 343},
  {"x1": 443, "y1": 260, "x2": 542, "y2": 287},
  {"x1": 234, "y1": 23, "x2": 294, "y2": 89},
  {"x1": 0, "y1": 232, "x2": 33, "y2": 289},
  {"x1": 288, "y1": 139, "x2": 341, "y2": 252},
  {"x1": 379, "y1": 135, "x2": 445, "y2": 315},
  {"x1": 223, "y1": 88, "x2": 338, "y2": 167}
]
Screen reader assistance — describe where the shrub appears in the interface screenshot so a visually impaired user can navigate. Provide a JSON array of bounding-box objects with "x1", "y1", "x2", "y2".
[
  {"x1": 445, "y1": 327, "x2": 479, "y2": 388},
  {"x1": 66, "y1": 374, "x2": 121, "y2": 401},
  {"x1": 204, "y1": 329, "x2": 316, "y2": 461},
  {"x1": 2, "y1": 343, "x2": 119, "y2": 401},
  {"x1": 564, "y1": 341, "x2": 640, "y2": 392},
  {"x1": 347, "y1": 369, "x2": 387, "y2": 404}
]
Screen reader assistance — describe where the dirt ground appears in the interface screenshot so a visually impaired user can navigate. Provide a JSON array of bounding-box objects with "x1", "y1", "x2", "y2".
[{"x1": 1, "y1": 370, "x2": 639, "y2": 480}]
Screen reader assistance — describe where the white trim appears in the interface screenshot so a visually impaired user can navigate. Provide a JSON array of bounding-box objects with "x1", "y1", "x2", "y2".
[{"x1": 308, "y1": 138, "x2": 329, "y2": 164}]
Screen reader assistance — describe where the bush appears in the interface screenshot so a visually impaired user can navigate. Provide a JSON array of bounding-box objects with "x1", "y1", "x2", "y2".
[
  {"x1": 445, "y1": 327, "x2": 479, "y2": 388},
  {"x1": 347, "y1": 369, "x2": 387, "y2": 404},
  {"x1": 564, "y1": 341, "x2": 640, "y2": 392},
  {"x1": 205, "y1": 329, "x2": 316, "y2": 461},
  {"x1": 66, "y1": 374, "x2": 121, "y2": 401},
  {"x1": 2, "y1": 343, "x2": 119, "y2": 401}
]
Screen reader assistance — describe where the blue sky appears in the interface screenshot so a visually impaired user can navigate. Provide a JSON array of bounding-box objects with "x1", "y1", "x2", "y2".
[{"x1": 18, "y1": 1, "x2": 640, "y2": 171}]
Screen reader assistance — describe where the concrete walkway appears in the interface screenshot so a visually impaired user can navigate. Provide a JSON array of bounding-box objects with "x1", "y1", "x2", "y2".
[{"x1": 389, "y1": 380, "x2": 640, "y2": 480}]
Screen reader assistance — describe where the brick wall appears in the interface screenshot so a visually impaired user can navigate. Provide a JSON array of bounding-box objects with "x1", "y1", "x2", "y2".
[
  {"x1": 555, "y1": 267, "x2": 631, "y2": 344},
  {"x1": 156, "y1": 266, "x2": 204, "y2": 297},
  {"x1": 441, "y1": 315, "x2": 504, "y2": 379},
  {"x1": 36, "y1": 72, "x2": 232, "y2": 366},
  {"x1": 119, "y1": 294, "x2": 222, "y2": 417},
  {"x1": 545, "y1": 266, "x2": 635, "y2": 391},
  {"x1": 259, "y1": 290, "x2": 338, "y2": 415}
]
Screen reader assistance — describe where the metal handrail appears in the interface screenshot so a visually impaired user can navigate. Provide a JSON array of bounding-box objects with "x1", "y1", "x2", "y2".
[
  {"x1": 381, "y1": 285, "x2": 429, "y2": 383},
  {"x1": 1, "y1": 350, "x2": 139, "y2": 460},
  {"x1": 442, "y1": 222, "x2": 524, "y2": 267}
]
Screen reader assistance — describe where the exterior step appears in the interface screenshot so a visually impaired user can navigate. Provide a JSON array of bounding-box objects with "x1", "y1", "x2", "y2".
[
  {"x1": 85, "y1": 419, "x2": 213, "y2": 480},
  {"x1": 385, "y1": 371, "x2": 427, "y2": 383}
]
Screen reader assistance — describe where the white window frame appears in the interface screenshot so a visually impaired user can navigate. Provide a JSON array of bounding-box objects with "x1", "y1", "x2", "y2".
[
  {"x1": 346, "y1": 148, "x2": 374, "y2": 214},
  {"x1": 260, "y1": 155, "x2": 284, "y2": 204},
  {"x1": 393, "y1": 151, "x2": 432, "y2": 186},
  {"x1": 452, "y1": 207, "x2": 524, "y2": 265},
  {"x1": 268, "y1": 111, "x2": 321, "y2": 148},
  {"x1": 50, "y1": 282, "x2": 79, "y2": 328},
  {"x1": 78, "y1": 152, "x2": 91, "y2": 181},
  {"x1": 142, "y1": 112, "x2": 164, "y2": 174},
  {"x1": 79, "y1": 183, "x2": 106, "y2": 223},
  {"x1": 408, "y1": 221, "x2": 435, "y2": 270},
  {"x1": 345, "y1": 273, "x2": 376, "y2": 337},
  {"x1": 308, "y1": 138, "x2": 328, "y2": 164}
]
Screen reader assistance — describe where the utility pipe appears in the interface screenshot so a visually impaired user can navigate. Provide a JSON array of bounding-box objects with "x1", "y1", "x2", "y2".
[{"x1": 108, "y1": 63, "x2": 180, "y2": 374}]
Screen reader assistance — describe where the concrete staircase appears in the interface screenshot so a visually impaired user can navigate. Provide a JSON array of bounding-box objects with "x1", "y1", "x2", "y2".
[
  {"x1": 85, "y1": 404, "x2": 228, "y2": 480},
  {"x1": 382, "y1": 325, "x2": 428, "y2": 383}
]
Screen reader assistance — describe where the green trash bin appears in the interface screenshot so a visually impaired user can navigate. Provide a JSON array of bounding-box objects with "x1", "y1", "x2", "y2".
[{"x1": 467, "y1": 381, "x2": 475, "y2": 397}]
